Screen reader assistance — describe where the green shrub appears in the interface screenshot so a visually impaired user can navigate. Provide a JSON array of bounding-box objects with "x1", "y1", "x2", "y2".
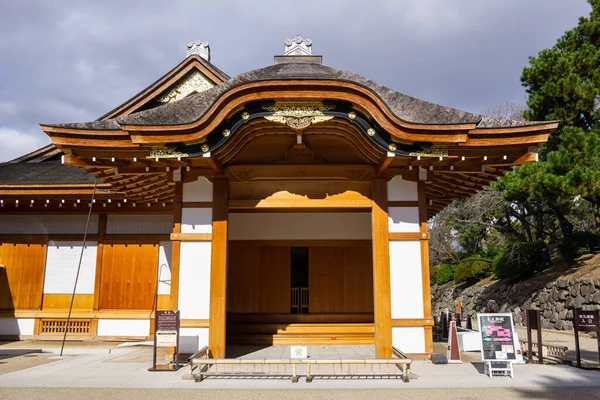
[
  {"x1": 435, "y1": 264, "x2": 455, "y2": 285},
  {"x1": 562, "y1": 230, "x2": 599, "y2": 257},
  {"x1": 494, "y1": 242, "x2": 546, "y2": 280},
  {"x1": 453, "y1": 257, "x2": 492, "y2": 283}
]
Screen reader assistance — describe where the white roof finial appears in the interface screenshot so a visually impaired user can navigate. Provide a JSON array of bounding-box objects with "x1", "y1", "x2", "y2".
[
  {"x1": 186, "y1": 40, "x2": 210, "y2": 61},
  {"x1": 284, "y1": 35, "x2": 312, "y2": 56}
]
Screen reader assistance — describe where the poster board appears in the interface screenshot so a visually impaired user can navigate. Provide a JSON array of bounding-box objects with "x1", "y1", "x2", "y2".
[{"x1": 478, "y1": 313, "x2": 517, "y2": 362}]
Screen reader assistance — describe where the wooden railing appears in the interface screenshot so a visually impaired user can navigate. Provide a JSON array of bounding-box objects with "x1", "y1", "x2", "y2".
[
  {"x1": 519, "y1": 339, "x2": 568, "y2": 364},
  {"x1": 291, "y1": 287, "x2": 309, "y2": 313},
  {"x1": 187, "y1": 345, "x2": 412, "y2": 383}
]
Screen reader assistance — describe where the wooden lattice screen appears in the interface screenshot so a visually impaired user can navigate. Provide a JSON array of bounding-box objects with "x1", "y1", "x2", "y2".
[{"x1": 40, "y1": 319, "x2": 91, "y2": 335}]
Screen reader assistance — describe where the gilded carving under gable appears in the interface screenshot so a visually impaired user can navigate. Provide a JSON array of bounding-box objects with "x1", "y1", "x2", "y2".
[
  {"x1": 158, "y1": 70, "x2": 214, "y2": 103},
  {"x1": 263, "y1": 102, "x2": 334, "y2": 129},
  {"x1": 409, "y1": 145, "x2": 449, "y2": 158},
  {"x1": 148, "y1": 146, "x2": 189, "y2": 159}
]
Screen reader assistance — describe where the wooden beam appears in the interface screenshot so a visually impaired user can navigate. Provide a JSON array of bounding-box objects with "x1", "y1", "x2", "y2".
[
  {"x1": 206, "y1": 154, "x2": 224, "y2": 175},
  {"x1": 228, "y1": 198, "x2": 372, "y2": 210},
  {"x1": 390, "y1": 318, "x2": 435, "y2": 327},
  {"x1": 371, "y1": 178, "x2": 392, "y2": 358},
  {"x1": 170, "y1": 233, "x2": 212, "y2": 241},
  {"x1": 209, "y1": 178, "x2": 229, "y2": 358},
  {"x1": 376, "y1": 153, "x2": 395, "y2": 177},
  {"x1": 113, "y1": 167, "x2": 166, "y2": 175},
  {"x1": 418, "y1": 181, "x2": 433, "y2": 354}
]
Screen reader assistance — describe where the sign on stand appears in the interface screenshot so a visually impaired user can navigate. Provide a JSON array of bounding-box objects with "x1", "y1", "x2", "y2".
[
  {"x1": 478, "y1": 313, "x2": 517, "y2": 378},
  {"x1": 573, "y1": 309, "x2": 600, "y2": 368},
  {"x1": 149, "y1": 310, "x2": 182, "y2": 371}
]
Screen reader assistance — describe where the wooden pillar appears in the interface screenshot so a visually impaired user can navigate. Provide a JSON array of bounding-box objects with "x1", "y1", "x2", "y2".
[
  {"x1": 169, "y1": 182, "x2": 183, "y2": 310},
  {"x1": 371, "y1": 178, "x2": 392, "y2": 358},
  {"x1": 92, "y1": 213, "x2": 107, "y2": 312},
  {"x1": 418, "y1": 181, "x2": 433, "y2": 354},
  {"x1": 209, "y1": 178, "x2": 229, "y2": 358}
]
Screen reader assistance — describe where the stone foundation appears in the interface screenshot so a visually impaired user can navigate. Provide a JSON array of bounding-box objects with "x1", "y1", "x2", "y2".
[{"x1": 431, "y1": 278, "x2": 600, "y2": 330}]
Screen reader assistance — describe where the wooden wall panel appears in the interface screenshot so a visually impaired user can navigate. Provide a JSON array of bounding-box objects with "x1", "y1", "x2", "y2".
[
  {"x1": 0, "y1": 243, "x2": 46, "y2": 310},
  {"x1": 227, "y1": 242, "x2": 259, "y2": 313},
  {"x1": 99, "y1": 243, "x2": 159, "y2": 309},
  {"x1": 309, "y1": 246, "x2": 373, "y2": 314},
  {"x1": 227, "y1": 243, "x2": 290, "y2": 313},
  {"x1": 309, "y1": 247, "x2": 345, "y2": 313},
  {"x1": 343, "y1": 246, "x2": 374, "y2": 313},
  {"x1": 258, "y1": 246, "x2": 290, "y2": 313}
]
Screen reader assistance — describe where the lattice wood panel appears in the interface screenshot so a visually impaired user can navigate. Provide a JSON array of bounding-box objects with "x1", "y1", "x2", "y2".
[{"x1": 40, "y1": 319, "x2": 91, "y2": 335}]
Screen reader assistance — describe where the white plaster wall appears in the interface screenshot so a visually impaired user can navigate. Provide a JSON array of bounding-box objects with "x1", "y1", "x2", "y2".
[
  {"x1": 387, "y1": 176, "x2": 418, "y2": 201},
  {"x1": 0, "y1": 318, "x2": 35, "y2": 335},
  {"x1": 179, "y1": 327, "x2": 209, "y2": 353},
  {"x1": 44, "y1": 241, "x2": 98, "y2": 294},
  {"x1": 392, "y1": 327, "x2": 425, "y2": 353},
  {"x1": 106, "y1": 214, "x2": 173, "y2": 234},
  {"x1": 178, "y1": 241, "x2": 212, "y2": 320},
  {"x1": 388, "y1": 207, "x2": 420, "y2": 233},
  {"x1": 157, "y1": 241, "x2": 172, "y2": 295},
  {"x1": 0, "y1": 215, "x2": 98, "y2": 234},
  {"x1": 229, "y1": 213, "x2": 371, "y2": 240},
  {"x1": 96, "y1": 319, "x2": 150, "y2": 337},
  {"x1": 389, "y1": 240, "x2": 424, "y2": 319},
  {"x1": 183, "y1": 177, "x2": 213, "y2": 202},
  {"x1": 181, "y1": 209, "x2": 212, "y2": 233}
]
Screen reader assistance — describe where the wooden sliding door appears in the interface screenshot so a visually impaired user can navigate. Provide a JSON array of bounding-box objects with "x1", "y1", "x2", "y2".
[
  {"x1": 309, "y1": 245, "x2": 373, "y2": 314},
  {"x1": 99, "y1": 243, "x2": 159, "y2": 309},
  {"x1": 0, "y1": 243, "x2": 46, "y2": 310},
  {"x1": 227, "y1": 242, "x2": 290, "y2": 313}
]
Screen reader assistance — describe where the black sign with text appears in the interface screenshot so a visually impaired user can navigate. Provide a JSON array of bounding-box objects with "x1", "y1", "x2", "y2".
[
  {"x1": 575, "y1": 310, "x2": 598, "y2": 333},
  {"x1": 478, "y1": 313, "x2": 517, "y2": 362}
]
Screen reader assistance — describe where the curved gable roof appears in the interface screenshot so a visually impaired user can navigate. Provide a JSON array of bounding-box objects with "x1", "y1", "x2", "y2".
[{"x1": 45, "y1": 62, "x2": 551, "y2": 131}]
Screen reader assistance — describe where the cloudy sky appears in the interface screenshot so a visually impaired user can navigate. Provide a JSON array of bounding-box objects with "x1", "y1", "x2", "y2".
[{"x1": 0, "y1": 0, "x2": 592, "y2": 161}]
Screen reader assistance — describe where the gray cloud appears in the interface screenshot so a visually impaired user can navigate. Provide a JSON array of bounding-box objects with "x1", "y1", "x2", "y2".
[{"x1": 0, "y1": 0, "x2": 592, "y2": 161}]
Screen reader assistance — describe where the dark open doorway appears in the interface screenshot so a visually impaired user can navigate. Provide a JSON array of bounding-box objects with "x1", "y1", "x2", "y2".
[{"x1": 290, "y1": 246, "x2": 309, "y2": 313}]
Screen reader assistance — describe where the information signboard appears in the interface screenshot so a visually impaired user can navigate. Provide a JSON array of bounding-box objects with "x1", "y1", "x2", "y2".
[
  {"x1": 576, "y1": 310, "x2": 598, "y2": 332},
  {"x1": 573, "y1": 309, "x2": 600, "y2": 367},
  {"x1": 149, "y1": 310, "x2": 181, "y2": 371},
  {"x1": 156, "y1": 310, "x2": 179, "y2": 348},
  {"x1": 478, "y1": 313, "x2": 517, "y2": 362}
]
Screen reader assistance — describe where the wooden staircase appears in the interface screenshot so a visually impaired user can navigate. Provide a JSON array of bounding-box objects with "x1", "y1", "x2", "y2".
[{"x1": 226, "y1": 313, "x2": 375, "y2": 345}]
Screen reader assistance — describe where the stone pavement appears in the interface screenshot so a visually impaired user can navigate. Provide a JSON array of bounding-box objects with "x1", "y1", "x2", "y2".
[{"x1": 0, "y1": 341, "x2": 598, "y2": 390}]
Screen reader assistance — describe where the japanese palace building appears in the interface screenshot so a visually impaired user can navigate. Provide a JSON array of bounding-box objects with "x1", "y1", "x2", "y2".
[{"x1": 0, "y1": 37, "x2": 556, "y2": 358}]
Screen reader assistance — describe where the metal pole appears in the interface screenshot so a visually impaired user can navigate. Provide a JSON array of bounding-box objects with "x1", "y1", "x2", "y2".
[
  {"x1": 574, "y1": 310, "x2": 581, "y2": 368},
  {"x1": 537, "y1": 311, "x2": 543, "y2": 364},
  {"x1": 60, "y1": 179, "x2": 97, "y2": 357}
]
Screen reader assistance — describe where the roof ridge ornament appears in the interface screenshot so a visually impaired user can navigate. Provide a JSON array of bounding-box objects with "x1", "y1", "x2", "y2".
[
  {"x1": 186, "y1": 40, "x2": 210, "y2": 61},
  {"x1": 284, "y1": 35, "x2": 313, "y2": 56},
  {"x1": 263, "y1": 101, "x2": 334, "y2": 129}
]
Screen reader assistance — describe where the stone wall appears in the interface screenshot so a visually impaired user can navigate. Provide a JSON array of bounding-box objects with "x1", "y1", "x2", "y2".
[{"x1": 431, "y1": 278, "x2": 600, "y2": 330}]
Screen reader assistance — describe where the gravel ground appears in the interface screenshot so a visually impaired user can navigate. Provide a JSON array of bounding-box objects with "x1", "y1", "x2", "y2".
[{"x1": 1, "y1": 387, "x2": 600, "y2": 400}]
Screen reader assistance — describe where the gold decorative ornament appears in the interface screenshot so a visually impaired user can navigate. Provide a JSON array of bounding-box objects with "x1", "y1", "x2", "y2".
[
  {"x1": 262, "y1": 102, "x2": 335, "y2": 129},
  {"x1": 201, "y1": 144, "x2": 209, "y2": 152},
  {"x1": 148, "y1": 146, "x2": 189, "y2": 159},
  {"x1": 222, "y1": 129, "x2": 231, "y2": 137},
  {"x1": 409, "y1": 145, "x2": 449, "y2": 158},
  {"x1": 241, "y1": 112, "x2": 250, "y2": 120},
  {"x1": 348, "y1": 111, "x2": 356, "y2": 120},
  {"x1": 367, "y1": 128, "x2": 376, "y2": 136},
  {"x1": 158, "y1": 70, "x2": 214, "y2": 103},
  {"x1": 388, "y1": 143, "x2": 397, "y2": 151}
]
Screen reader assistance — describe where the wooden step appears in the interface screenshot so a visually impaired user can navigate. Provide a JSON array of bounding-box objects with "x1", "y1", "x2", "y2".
[
  {"x1": 227, "y1": 313, "x2": 374, "y2": 324},
  {"x1": 227, "y1": 332, "x2": 375, "y2": 345},
  {"x1": 227, "y1": 323, "x2": 374, "y2": 335}
]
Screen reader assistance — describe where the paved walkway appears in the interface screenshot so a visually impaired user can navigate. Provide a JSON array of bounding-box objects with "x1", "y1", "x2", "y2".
[{"x1": 0, "y1": 341, "x2": 598, "y2": 390}]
